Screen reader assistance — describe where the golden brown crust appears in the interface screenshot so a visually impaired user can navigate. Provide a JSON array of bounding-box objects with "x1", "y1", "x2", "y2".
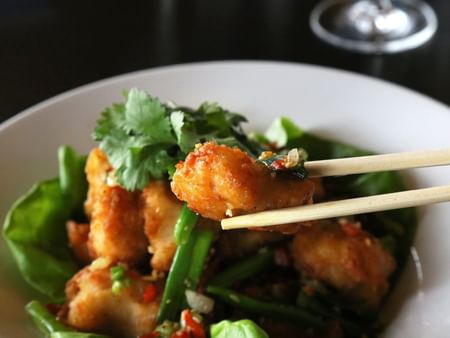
[
  {"x1": 84, "y1": 148, "x2": 148, "y2": 265},
  {"x1": 141, "y1": 181, "x2": 181, "y2": 272},
  {"x1": 171, "y1": 142, "x2": 315, "y2": 223},
  {"x1": 63, "y1": 264, "x2": 160, "y2": 337},
  {"x1": 84, "y1": 148, "x2": 113, "y2": 219},
  {"x1": 291, "y1": 221, "x2": 396, "y2": 307},
  {"x1": 87, "y1": 185, "x2": 148, "y2": 265}
]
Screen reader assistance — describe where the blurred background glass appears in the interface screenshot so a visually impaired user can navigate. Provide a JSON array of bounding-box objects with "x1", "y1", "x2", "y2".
[{"x1": 310, "y1": 0, "x2": 437, "y2": 53}]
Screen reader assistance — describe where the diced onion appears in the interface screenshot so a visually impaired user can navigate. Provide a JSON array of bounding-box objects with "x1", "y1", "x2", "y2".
[
  {"x1": 285, "y1": 148, "x2": 299, "y2": 168},
  {"x1": 185, "y1": 290, "x2": 214, "y2": 314}
]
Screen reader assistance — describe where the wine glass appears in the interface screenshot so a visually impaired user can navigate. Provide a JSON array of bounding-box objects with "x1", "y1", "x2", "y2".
[{"x1": 310, "y1": 0, "x2": 437, "y2": 53}]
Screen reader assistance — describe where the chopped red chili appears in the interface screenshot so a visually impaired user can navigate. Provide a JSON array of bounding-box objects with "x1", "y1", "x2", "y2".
[
  {"x1": 340, "y1": 221, "x2": 362, "y2": 237},
  {"x1": 171, "y1": 330, "x2": 189, "y2": 338},
  {"x1": 143, "y1": 283, "x2": 157, "y2": 303},
  {"x1": 270, "y1": 159, "x2": 286, "y2": 170},
  {"x1": 181, "y1": 309, "x2": 206, "y2": 338}
]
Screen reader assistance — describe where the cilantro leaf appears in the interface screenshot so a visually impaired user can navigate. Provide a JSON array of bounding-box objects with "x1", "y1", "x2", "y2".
[
  {"x1": 124, "y1": 88, "x2": 175, "y2": 144},
  {"x1": 170, "y1": 111, "x2": 198, "y2": 153},
  {"x1": 93, "y1": 89, "x2": 259, "y2": 191}
]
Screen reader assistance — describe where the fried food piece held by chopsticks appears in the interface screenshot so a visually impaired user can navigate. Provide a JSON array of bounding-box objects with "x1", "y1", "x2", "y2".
[{"x1": 171, "y1": 142, "x2": 315, "y2": 231}]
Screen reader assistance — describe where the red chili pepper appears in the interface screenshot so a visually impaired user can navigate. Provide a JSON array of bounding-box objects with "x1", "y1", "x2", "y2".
[
  {"x1": 181, "y1": 309, "x2": 206, "y2": 338},
  {"x1": 340, "y1": 221, "x2": 361, "y2": 237},
  {"x1": 143, "y1": 283, "x2": 157, "y2": 303},
  {"x1": 171, "y1": 330, "x2": 189, "y2": 338},
  {"x1": 271, "y1": 159, "x2": 286, "y2": 170}
]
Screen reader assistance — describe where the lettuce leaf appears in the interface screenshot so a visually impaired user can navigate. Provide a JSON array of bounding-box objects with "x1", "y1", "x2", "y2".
[
  {"x1": 3, "y1": 146, "x2": 86, "y2": 302},
  {"x1": 211, "y1": 319, "x2": 269, "y2": 338}
]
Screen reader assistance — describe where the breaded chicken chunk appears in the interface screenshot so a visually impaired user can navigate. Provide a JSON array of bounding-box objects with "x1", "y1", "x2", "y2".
[
  {"x1": 84, "y1": 148, "x2": 112, "y2": 218},
  {"x1": 291, "y1": 221, "x2": 396, "y2": 307},
  {"x1": 85, "y1": 148, "x2": 148, "y2": 265},
  {"x1": 171, "y1": 142, "x2": 315, "y2": 222},
  {"x1": 141, "y1": 181, "x2": 182, "y2": 272},
  {"x1": 63, "y1": 261, "x2": 160, "y2": 337}
]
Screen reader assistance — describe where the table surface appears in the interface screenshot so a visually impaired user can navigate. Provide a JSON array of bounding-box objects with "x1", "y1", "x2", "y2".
[{"x1": 1, "y1": 0, "x2": 449, "y2": 123}]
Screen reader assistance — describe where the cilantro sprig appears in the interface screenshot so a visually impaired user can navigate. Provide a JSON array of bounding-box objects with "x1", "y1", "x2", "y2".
[{"x1": 93, "y1": 88, "x2": 262, "y2": 191}]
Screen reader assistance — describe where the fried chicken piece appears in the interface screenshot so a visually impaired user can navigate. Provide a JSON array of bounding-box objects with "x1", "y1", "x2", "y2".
[
  {"x1": 171, "y1": 142, "x2": 315, "y2": 222},
  {"x1": 141, "y1": 181, "x2": 182, "y2": 272},
  {"x1": 85, "y1": 148, "x2": 148, "y2": 265},
  {"x1": 84, "y1": 148, "x2": 113, "y2": 218},
  {"x1": 63, "y1": 261, "x2": 160, "y2": 338},
  {"x1": 87, "y1": 185, "x2": 148, "y2": 265},
  {"x1": 291, "y1": 221, "x2": 396, "y2": 307},
  {"x1": 66, "y1": 221, "x2": 92, "y2": 264}
]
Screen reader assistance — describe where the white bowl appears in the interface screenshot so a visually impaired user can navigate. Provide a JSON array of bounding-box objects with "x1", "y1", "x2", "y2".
[{"x1": 1, "y1": 61, "x2": 449, "y2": 337}]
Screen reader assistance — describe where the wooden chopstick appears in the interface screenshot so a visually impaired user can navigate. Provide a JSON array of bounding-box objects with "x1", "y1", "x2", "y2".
[
  {"x1": 221, "y1": 148, "x2": 450, "y2": 230},
  {"x1": 305, "y1": 148, "x2": 450, "y2": 177},
  {"x1": 221, "y1": 185, "x2": 450, "y2": 230}
]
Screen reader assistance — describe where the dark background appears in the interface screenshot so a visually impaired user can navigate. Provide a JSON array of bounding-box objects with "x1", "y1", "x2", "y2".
[{"x1": 1, "y1": 0, "x2": 448, "y2": 123}]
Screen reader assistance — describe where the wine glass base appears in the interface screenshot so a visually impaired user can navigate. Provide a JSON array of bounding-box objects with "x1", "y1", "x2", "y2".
[{"x1": 310, "y1": 0, "x2": 438, "y2": 54}]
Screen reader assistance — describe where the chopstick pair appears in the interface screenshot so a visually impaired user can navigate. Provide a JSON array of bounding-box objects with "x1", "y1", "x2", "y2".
[{"x1": 221, "y1": 148, "x2": 450, "y2": 230}]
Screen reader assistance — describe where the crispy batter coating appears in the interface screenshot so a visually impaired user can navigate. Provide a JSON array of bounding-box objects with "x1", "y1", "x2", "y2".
[
  {"x1": 85, "y1": 148, "x2": 148, "y2": 265},
  {"x1": 141, "y1": 181, "x2": 181, "y2": 272},
  {"x1": 66, "y1": 221, "x2": 91, "y2": 264},
  {"x1": 84, "y1": 148, "x2": 112, "y2": 218},
  {"x1": 87, "y1": 185, "x2": 148, "y2": 265},
  {"x1": 291, "y1": 221, "x2": 396, "y2": 307},
  {"x1": 171, "y1": 142, "x2": 315, "y2": 221},
  {"x1": 63, "y1": 262, "x2": 160, "y2": 337}
]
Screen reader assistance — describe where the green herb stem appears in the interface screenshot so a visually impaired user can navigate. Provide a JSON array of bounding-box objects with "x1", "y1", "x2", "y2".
[{"x1": 206, "y1": 285, "x2": 324, "y2": 328}]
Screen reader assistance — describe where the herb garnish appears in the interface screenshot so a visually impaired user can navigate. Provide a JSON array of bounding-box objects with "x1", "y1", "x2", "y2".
[
  {"x1": 258, "y1": 148, "x2": 308, "y2": 179},
  {"x1": 93, "y1": 88, "x2": 262, "y2": 191}
]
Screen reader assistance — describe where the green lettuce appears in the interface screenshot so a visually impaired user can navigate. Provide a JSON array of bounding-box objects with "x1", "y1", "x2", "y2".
[
  {"x1": 211, "y1": 319, "x2": 269, "y2": 338},
  {"x1": 3, "y1": 146, "x2": 86, "y2": 302}
]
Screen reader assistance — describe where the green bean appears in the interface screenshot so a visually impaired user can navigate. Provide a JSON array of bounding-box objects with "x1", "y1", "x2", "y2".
[
  {"x1": 26, "y1": 300, "x2": 110, "y2": 337},
  {"x1": 186, "y1": 228, "x2": 214, "y2": 290},
  {"x1": 297, "y1": 291, "x2": 365, "y2": 336},
  {"x1": 50, "y1": 332, "x2": 110, "y2": 338},
  {"x1": 174, "y1": 204, "x2": 199, "y2": 245},
  {"x1": 206, "y1": 285, "x2": 324, "y2": 328},
  {"x1": 159, "y1": 206, "x2": 216, "y2": 322},
  {"x1": 209, "y1": 248, "x2": 273, "y2": 288},
  {"x1": 26, "y1": 300, "x2": 72, "y2": 334},
  {"x1": 157, "y1": 233, "x2": 197, "y2": 322}
]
